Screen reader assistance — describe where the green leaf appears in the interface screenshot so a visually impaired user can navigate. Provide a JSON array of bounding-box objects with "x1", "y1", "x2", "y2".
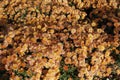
[
  {"x1": 59, "y1": 57, "x2": 79, "y2": 80},
  {"x1": 14, "y1": 70, "x2": 32, "y2": 79},
  {"x1": 116, "y1": 45, "x2": 120, "y2": 50}
]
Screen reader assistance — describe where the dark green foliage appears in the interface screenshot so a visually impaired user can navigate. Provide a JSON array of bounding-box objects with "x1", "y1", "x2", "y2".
[
  {"x1": 0, "y1": 70, "x2": 6, "y2": 76},
  {"x1": 116, "y1": 45, "x2": 120, "y2": 51},
  {"x1": 59, "y1": 65, "x2": 79, "y2": 80},
  {"x1": 85, "y1": 56, "x2": 92, "y2": 66},
  {"x1": 68, "y1": 1, "x2": 75, "y2": 7},
  {"x1": 59, "y1": 57, "x2": 79, "y2": 80},
  {"x1": 14, "y1": 70, "x2": 32, "y2": 80},
  {"x1": 108, "y1": 49, "x2": 120, "y2": 80},
  {"x1": 21, "y1": 8, "x2": 28, "y2": 19},
  {"x1": 101, "y1": 72, "x2": 120, "y2": 80},
  {"x1": 110, "y1": 50, "x2": 120, "y2": 67},
  {"x1": 0, "y1": 70, "x2": 10, "y2": 80}
]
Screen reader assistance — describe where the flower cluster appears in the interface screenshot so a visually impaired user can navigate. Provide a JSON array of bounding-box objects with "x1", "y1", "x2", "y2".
[{"x1": 0, "y1": 0, "x2": 120, "y2": 80}]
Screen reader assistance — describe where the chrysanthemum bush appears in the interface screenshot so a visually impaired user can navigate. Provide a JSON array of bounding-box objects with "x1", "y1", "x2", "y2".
[{"x1": 0, "y1": 0, "x2": 120, "y2": 80}]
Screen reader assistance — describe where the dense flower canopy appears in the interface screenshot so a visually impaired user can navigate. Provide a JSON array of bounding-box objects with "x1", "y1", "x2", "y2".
[{"x1": 0, "y1": 0, "x2": 120, "y2": 80}]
